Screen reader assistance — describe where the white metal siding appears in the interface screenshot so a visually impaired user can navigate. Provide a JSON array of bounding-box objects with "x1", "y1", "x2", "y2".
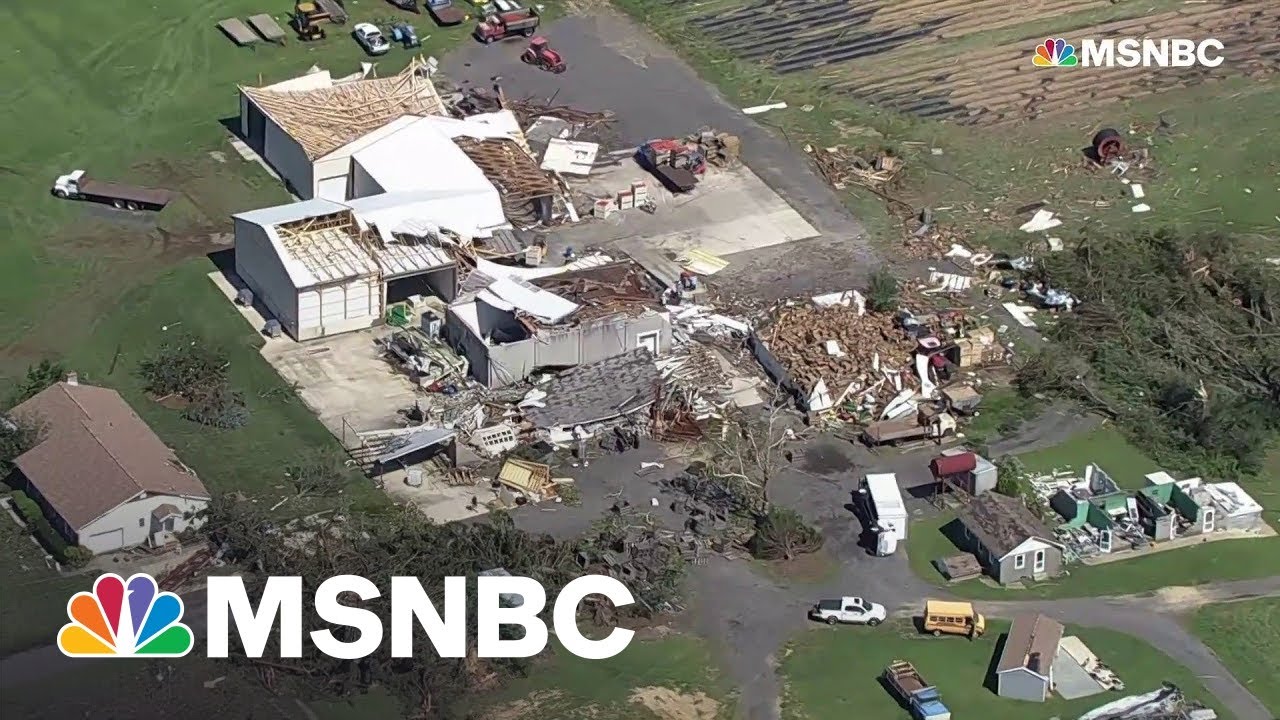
[
  {"x1": 316, "y1": 175, "x2": 348, "y2": 201},
  {"x1": 78, "y1": 495, "x2": 208, "y2": 554},
  {"x1": 234, "y1": 217, "x2": 300, "y2": 335},
  {"x1": 298, "y1": 289, "x2": 323, "y2": 339},
  {"x1": 345, "y1": 279, "x2": 374, "y2": 318},
  {"x1": 298, "y1": 280, "x2": 380, "y2": 339}
]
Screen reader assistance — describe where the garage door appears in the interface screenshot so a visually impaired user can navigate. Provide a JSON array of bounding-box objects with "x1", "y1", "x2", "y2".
[
  {"x1": 316, "y1": 175, "x2": 348, "y2": 201},
  {"x1": 87, "y1": 528, "x2": 125, "y2": 553}
]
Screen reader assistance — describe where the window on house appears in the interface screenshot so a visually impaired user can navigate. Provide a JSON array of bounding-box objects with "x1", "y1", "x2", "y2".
[
  {"x1": 1013, "y1": 553, "x2": 1026, "y2": 569},
  {"x1": 138, "y1": 518, "x2": 145, "y2": 527}
]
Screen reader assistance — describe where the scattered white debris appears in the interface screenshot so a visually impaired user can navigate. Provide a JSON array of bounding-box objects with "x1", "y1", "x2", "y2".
[
  {"x1": 1132, "y1": 203, "x2": 1152, "y2": 213},
  {"x1": 1047, "y1": 237, "x2": 1064, "y2": 252},
  {"x1": 742, "y1": 102, "x2": 787, "y2": 115},
  {"x1": 640, "y1": 462, "x2": 665, "y2": 470},
  {"x1": 1130, "y1": 183, "x2": 1145, "y2": 199},
  {"x1": 1020, "y1": 208, "x2": 1062, "y2": 233},
  {"x1": 825, "y1": 340, "x2": 845, "y2": 357},
  {"x1": 1003, "y1": 302, "x2": 1039, "y2": 328},
  {"x1": 811, "y1": 290, "x2": 867, "y2": 315},
  {"x1": 924, "y1": 272, "x2": 973, "y2": 294},
  {"x1": 930, "y1": 147, "x2": 943, "y2": 155}
]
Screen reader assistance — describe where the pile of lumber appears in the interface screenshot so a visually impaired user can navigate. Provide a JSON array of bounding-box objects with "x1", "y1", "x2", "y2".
[
  {"x1": 806, "y1": 145, "x2": 902, "y2": 190},
  {"x1": 762, "y1": 305, "x2": 916, "y2": 399},
  {"x1": 683, "y1": 129, "x2": 741, "y2": 167}
]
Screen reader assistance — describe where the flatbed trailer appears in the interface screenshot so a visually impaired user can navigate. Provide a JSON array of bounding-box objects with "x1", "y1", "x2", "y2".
[{"x1": 52, "y1": 170, "x2": 174, "y2": 211}]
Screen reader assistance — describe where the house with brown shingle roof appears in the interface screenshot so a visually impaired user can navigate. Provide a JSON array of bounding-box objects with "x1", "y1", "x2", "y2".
[
  {"x1": 954, "y1": 492, "x2": 1065, "y2": 585},
  {"x1": 7, "y1": 376, "x2": 210, "y2": 554},
  {"x1": 995, "y1": 613, "x2": 1065, "y2": 702}
]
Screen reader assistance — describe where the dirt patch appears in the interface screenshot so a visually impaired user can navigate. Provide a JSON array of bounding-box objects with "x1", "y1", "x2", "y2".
[
  {"x1": 489, "y1": 690, "x2": 568, "y2": 720},
  {"x1": 628, "y1": 686, "x2": 721, "y2": 720}
]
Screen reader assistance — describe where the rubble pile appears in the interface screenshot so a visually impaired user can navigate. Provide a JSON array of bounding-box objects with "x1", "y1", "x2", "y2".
[
  {"x1": 681, "y1": 128, "x2": 741, "y2": 167},
  {"x1": 762, "y1": 304, "x2": 917, "y2": 405}
]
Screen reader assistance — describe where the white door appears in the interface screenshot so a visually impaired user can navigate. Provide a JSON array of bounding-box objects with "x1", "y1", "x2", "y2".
[
  {"x1": 316, "y1": 175, "x2": 348, "y2": 201},
  {"x1": 1099, "y1": 529, "x2": 1112, "y2": 553},
  {"x1": 1202, "y1": 507, "x2": 1215, "y2": 532},
  {"x1": 1033, "y1": 549, "x2": 1046, "y2": 572},
  {"x1": 88, "y1": 528, "x2": 125, "y2": 552},
  {"x1": 636, "y1": 331, "x2": 659, "y2": 354}
]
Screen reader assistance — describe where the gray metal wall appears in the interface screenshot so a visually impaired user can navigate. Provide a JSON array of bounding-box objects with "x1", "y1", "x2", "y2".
[
  {"x1": 997, "y1": 668, "x2": 1049, "y2": 702},
  {"x1": 450, "y1": 309, "x2": 671, "y2": 388},
  {"x1": 233, "y1": 217, "x2": 299, "y2": 337}
]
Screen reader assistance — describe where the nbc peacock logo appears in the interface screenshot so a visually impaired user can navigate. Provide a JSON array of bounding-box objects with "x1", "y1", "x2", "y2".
[
  {"x1": 58, "y1": 573, "x2": 194, "y2": 657},
  {"x1": 1033, "y1": 38, "x2": 1078, "y2": 67}
]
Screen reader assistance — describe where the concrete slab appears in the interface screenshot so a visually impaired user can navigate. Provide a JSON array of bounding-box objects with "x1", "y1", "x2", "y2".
[
  {"x1": 1053, "y1": 645, "x2": 1106, "y2": 699},
  {"x1": 260, "y1": 329, "x2": 419, "y2": 439},
  {"x1": 556, "y1": 162, "x2": 818, "y2": 259}
]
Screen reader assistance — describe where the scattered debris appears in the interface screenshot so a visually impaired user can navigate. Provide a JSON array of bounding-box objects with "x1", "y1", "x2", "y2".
[
  {"x1": 742, "y1": 102, "x2": 787, "y2": 115},
  {"x1": 1020, "y1": 208, "x2": 1062, "y2": 233}
]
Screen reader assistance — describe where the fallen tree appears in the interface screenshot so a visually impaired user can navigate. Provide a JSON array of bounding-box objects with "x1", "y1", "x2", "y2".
[
  {"x1": 201, "y1": 496, "x2": 682, "y2": 716},
  {"x1": 1015, "y1": 228, "x2": 1280, "y2": 476}
]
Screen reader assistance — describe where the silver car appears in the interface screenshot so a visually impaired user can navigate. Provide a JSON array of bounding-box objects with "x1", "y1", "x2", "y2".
[{"x1": 353, "y1": 23, "x2": 390, "y2": 55}]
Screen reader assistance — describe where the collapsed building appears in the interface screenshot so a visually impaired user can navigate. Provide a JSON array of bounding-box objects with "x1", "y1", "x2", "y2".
[
  {"x1": 447, "y1": 260, "x2": 672, "y2": 388},
  {"x1": 1038, "y1": 466, "x2": 1265, "y2": 560}
]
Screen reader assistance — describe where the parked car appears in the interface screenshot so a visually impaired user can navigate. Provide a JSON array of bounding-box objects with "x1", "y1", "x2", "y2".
[
  {"x1": 809, "y1": 596, "x2": 886, "y2": 625},
  {"x1": 353, "y1": 22, "x2": 390, "y2": 55}
]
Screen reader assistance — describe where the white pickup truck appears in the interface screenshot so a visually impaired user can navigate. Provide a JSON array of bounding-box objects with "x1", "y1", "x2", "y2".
[{"x1": 809, "y1": 596, "x2": 887, "y2": 626}]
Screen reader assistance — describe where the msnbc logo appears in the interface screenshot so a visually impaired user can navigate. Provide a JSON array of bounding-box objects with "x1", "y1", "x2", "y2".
[
  {"x1": 58, "y1": 573, "x2": 194, "y2": 657},
  {"x1": 1033, "y1": 38, "x2": 1078, "y2": 67}
]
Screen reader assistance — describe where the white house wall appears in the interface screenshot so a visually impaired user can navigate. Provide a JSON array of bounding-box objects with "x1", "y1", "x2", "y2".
[
  {"x1": 262, "y1": 116, "x2": 313, "y2": 199},
  {"x1": 297, "y1": 278, "x2": 381, "y2": 340},
  {"x1": 234, "y1": 217, "x2": 300, "y2": 337},
  {"x1": 78, "y1": 494, "x2": 208, "y2": 555}
]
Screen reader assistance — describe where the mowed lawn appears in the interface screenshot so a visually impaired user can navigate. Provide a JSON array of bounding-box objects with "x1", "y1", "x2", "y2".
[
  {"x1": 467, "y1": 635, "x2": 734, "y2": 719},
  {"x1": 1192, "y1": 599, "x2": 1280, "y2": 714},
  {"x1": 908, "y1": 428, "x2": 1280, "y2": 599},
  {"x1": 781, "y1": 619, "x2": 1230, "y2": 720}
]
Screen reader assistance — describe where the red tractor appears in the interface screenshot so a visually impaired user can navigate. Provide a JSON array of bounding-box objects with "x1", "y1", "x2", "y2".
[{"x1": 521, "y1": 36, "x2": 566, "y2": 74}]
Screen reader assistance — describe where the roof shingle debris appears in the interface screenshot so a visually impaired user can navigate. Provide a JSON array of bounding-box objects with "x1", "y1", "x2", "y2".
[
  {"x1": 956, "y1": 492, "x2": 1057, "y2": 558},
  {"x1": 524, "y1": 349, "x2": 662, "y2": 428}
]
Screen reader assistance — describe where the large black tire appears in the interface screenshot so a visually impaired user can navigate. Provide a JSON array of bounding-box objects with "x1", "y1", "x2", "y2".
[
  {"x1": 931, "y1": 629, "x2": 942, "y2": 637},
  {"x1": 520, "y1": 27, "x2": 534, "y2": 37},
  {"x1": 825, "y1": 616, "x2": 838, "y2": 625},
  {"x1": 53, "y1": 189, "x2": 67, "y2": 199},
  {"x1": 483, "y1": 34, "x2": 495, "y2": 44},
  {"x1": 868, "y1": 618, "x2": 881, "y2": 627},
  {"x1": 126, "y1": 201, "x2": 139, "y2": 211},
  {"x1": 112, "y1": 199, "x2": 125, "y2": 209}
]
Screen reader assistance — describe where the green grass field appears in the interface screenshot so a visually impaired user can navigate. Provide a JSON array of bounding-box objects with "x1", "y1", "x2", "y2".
[
  {"x1": 469, "y1": 635, "x2": 733, "y2": 719},
  {"x1": 1191, "y1": 598, "x2": 1280, "y2": 715},
  {"x1": 909, "y1": 428, "x2": 1280, "y2": 598},
  {"x1": 781, "y1": 619, "x2": 1230, "y2": 720}
]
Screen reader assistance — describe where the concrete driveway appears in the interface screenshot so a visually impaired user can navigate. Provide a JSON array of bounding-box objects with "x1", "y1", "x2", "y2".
[{"x1": 443, "y1": 10, "x2": 876, "y2": 302}]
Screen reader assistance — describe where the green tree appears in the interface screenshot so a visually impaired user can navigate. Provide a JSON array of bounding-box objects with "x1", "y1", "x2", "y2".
[
  {"x1": 866, "y1": 268, "x2": 899, "y2": 313},
  {"x1": 8, "y1": 359, "x2": 66, "y2": 407}
]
